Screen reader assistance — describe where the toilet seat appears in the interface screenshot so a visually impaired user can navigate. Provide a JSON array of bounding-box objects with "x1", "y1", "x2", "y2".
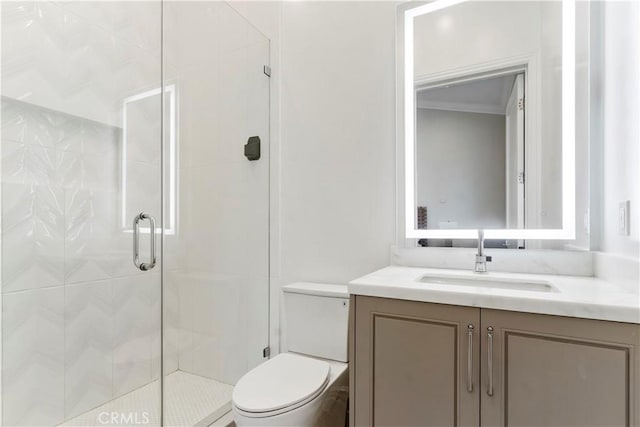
[{"x1": 232, "y1": 353, "x2": 331, "y2": 418}]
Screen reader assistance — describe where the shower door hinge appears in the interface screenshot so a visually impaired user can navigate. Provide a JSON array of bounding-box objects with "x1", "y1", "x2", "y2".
[
  {"x1": 518, "y1": 97, "x2": 525, "y2": 111},
  {"x1": 263, "y1": 346, "x2": 271, "y2": 358},
  {"x1": 518, "y1": 172, "x2": 525, "y2": 184},
  {"x1": 263, "y1": 65, "x2": 271, "y2": 77}
]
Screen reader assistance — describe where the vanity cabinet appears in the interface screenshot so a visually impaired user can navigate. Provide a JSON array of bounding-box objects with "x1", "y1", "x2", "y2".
[
  {"x1": 350, "y1": 296, "x2": 640, "y2": 427},
  {"x1": 352, "y1": 296, "x2": 480, "y2": 426},
  {"x1": 480, "y1": 308, "x2": 638, "y2": 427}
]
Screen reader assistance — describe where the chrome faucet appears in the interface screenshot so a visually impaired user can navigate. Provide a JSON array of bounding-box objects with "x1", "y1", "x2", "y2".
[{"x1": 474, "y1": 230, "x2": 492, "y2": 273}]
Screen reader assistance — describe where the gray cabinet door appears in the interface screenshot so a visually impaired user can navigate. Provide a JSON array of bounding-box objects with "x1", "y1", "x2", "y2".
[
  {"x1": 352, "y1": 296, "x2": 480, "y2": 427},
  {"x1": 481, "y1": 309, "x2": 640, "y2": 427}
]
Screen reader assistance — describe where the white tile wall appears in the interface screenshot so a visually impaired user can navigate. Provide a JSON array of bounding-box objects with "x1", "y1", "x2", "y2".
[
  {"x1": 1, "y1": 1, "x2": 161, "y2": 127},
  {"x1": 112, "y1": 275, "x2": 153, "y2": 397},
  {"x1": 2, "y1": 287, "x2": 65, "y2": 426},
  {"x1": 160, "y1": 270, "x2": 180, "y2": 376},
  {"x1": 59, "y1": 1, "x2": 162, "y2": 54},
  {"x1": 1, "y1": 97, "x2": 167, "y2": 424},
  {"x1": 64, "y1": 189, "x2": 115, "y2": 284},
  {"x1": 164, "y1": 1, "x2": 270, "y2": 386},
  {"x1": 150, "y1": 274, "x2": 163, "y2": 380},
  {"x1": 1, "y1": 1, "x2": 167, "y2": 422},
  {"x1": 2, "y1": 1, "x2": 268, "y2": 424},
  {"x1": 1, "y1": 181, "x2": 65, "y2": 292},
  {"x1": 64, "y1": 281, "x2": 113, "y2": 419}
]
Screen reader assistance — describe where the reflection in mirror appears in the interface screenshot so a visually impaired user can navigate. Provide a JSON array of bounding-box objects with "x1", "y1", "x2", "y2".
[
  {"x1": 404, "y1": 0, "x2": 576, "y2": 243},
  {"x1": 121, "y1": 85, "x2": 177, "y2": 235},
  {"x1": 416, "y1": 72, "x2": 526, "y2": 248},
  {"x1": 416, "y1": 73, "x2": 524, "y2": 229}
]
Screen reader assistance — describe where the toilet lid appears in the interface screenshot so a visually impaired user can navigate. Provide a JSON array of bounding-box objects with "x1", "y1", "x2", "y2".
[{"x1": 232, "y1": 353, "x2": 330, "y2": 414}]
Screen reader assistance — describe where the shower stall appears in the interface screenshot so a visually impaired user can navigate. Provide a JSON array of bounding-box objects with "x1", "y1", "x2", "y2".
[{"x1": 0, "y1": 1, "x2": 270, "y2": 425}]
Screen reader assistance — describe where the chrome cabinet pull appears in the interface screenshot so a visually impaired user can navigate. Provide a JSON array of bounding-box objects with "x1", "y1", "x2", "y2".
[
  {"x1": 487, "y1": 326, "x2": 494, "y2": 397},
  {"x1": 133, "y1": 212, "x2": 157, "y2": 271},
  {"x1": 467, "y1": 324, "x2": 474, "y2": 393}
]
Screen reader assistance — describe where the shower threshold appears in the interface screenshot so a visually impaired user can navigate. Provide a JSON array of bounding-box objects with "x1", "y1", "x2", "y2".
[{"x1": 59, "y1": 371, "x2": 233, "y2": 427}]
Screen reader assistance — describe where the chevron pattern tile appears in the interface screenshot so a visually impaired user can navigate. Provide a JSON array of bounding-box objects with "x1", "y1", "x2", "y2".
[
  {"x1": 1, "y1": 2, "x2": 161, "y2": 127},
  {"x1": 2, "y1": 0, "x2": 269, "y2": 425},
  {"x1": 64, "y1": 188, "x2": 116, "y2": 284},
  {"x1": 1, "y1": 97, "x2": 122, "y2": 291},
  {"x1": 64, "y1": 280, "x2": 114, "y2": 419},
  {"x1": 1, "y1": 181, "x2": 66, "y2": 292},
  {"x1": 1, "y1": 0, "x2": 163, "y2": 424},
  {"x1": 112, "y1": 274, "x2": 153, "y2": 398},
  {"x1": 2, "y1": 287, "x2": 65, "y2": 426}
]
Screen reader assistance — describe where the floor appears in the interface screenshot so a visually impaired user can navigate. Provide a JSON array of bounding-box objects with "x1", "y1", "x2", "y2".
[{"x1": 60, "y1": 371, "x2": 234, "y2": 427}]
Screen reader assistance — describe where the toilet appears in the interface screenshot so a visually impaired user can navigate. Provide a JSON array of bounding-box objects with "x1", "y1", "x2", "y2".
[{"x1": 232, "y1": 282, "x2": 350, "y2": 426}]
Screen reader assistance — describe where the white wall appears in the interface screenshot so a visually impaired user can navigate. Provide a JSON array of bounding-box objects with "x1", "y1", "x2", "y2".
[
  {"x1": 595, "y1": 0, "x2": 640, "y2": 289},
  {"x1": 414, "y1": 1, "x2": 545, "y2": 78},
  {"x1": 601, "y1": 1, "x2": 640, "y2": 257},
  {"x1": 230, "y1": 0, "x2": 399, "y2": 355},
  {"x1": 416, "y1": 108, "x2": 506, "y2": 230},
  {"x1": 277, "y1": 1, "x2": 397, "y2": 349},
  {"x1": 279, "y1": 1, "x2": 397, "y2": 283},
  {"x1": 222, "y1": 0, "x2": 640, "y2": 354}
]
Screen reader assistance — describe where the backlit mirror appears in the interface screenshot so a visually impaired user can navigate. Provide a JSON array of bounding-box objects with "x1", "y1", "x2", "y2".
[{"x1": 403, "y1": 0, "x2": 577, "y2": 245}]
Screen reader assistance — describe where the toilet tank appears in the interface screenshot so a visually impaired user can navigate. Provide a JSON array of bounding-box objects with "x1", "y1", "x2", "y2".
[{"x1": 283, "y1": 282, "x2": 349, "y2": 362}]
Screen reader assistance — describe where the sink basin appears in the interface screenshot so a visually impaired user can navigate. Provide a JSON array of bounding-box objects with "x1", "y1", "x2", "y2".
[{"x1": 418, "y1": 274, "x2": 556, "y2": 292}]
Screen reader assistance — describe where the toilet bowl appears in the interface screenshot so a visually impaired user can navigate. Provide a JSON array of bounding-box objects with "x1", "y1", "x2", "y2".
[
  {"x1": 232, "y1": 353, "x2": 348, "y2": 426},
  {"x1": 232, "y1": 283, "x2": 350, "y2": 426}
]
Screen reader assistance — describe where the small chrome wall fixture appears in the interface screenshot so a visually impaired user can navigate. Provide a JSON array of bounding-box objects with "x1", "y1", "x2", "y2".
[{"x1": 244, "y1": 136, "x2": 261, "y2": 161}]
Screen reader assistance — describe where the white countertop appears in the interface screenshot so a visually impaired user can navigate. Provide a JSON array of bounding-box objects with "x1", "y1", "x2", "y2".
[{"x1": 349, "y1": 266, "x2": 640, "y2": 324}]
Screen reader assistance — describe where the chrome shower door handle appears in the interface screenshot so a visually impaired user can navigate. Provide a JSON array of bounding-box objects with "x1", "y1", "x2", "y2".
[{"x1": 133, "y1": 212, "x2": 157, "y2": 271}]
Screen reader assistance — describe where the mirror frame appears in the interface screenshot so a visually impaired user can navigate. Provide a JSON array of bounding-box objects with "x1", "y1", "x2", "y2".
[{"x1": 402, "y1": 0, "x2": 576, "y2": 241}]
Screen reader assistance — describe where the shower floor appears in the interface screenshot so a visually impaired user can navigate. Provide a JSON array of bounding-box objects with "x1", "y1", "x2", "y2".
[{"x1": 59, "y1": 371, "x2": 234, "y2": 427}]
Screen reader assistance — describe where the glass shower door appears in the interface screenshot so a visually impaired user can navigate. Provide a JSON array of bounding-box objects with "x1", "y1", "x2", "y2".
[
  {"x1": 162, "y1": 2, "x2": 271, "y2": 425},
  {"x1": 1, "y1": 2, "x2": 163, "y2": 425}
]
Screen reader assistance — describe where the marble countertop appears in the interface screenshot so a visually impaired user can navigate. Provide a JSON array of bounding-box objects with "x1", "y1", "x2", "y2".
[{"x1": 349, "y1": 266, "x2": 640, "y2": 324}]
